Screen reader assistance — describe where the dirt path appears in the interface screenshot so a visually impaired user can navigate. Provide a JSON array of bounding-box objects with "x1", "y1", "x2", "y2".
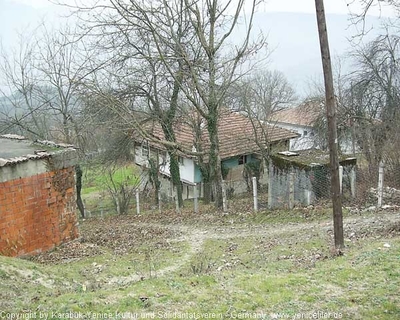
[{"x1": 105, "y1": 211, "x2": 400, "y2": 286}]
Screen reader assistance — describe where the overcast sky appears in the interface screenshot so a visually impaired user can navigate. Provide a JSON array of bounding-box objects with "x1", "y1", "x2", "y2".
[
  {"x1": 264, "y1": 0, "x2": 394, "y2": 16},
  {"x1": 2, "y1": 0, "x2": 395, "y2": 33},
  {"x1": 4, "y1": 0, "x2": 396, "y2": 15},
  {"x1": 0, "y1": 0, "x2": 396, "y2": 97}
]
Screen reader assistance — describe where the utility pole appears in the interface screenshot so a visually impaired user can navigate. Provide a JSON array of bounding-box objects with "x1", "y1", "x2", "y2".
[{"x1": 315, "y1": 0, "x2": 344, "y2": 249}]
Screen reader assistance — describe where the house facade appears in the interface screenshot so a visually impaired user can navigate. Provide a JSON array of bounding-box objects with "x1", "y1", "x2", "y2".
[
  {"x1": 133, "y1": 111, "x2": 298, "y2": 199},
  {"x1": 271, "y1": 100, "x2": 355, "y2": 154},
  {"x1": 270, "y1": 101, "x2": 321, "y2": 151}
]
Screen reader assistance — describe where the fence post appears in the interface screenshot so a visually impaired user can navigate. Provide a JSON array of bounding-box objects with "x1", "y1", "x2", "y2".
[
  {"x1": 252, "y1": 177, "x2": 258, "y2": 212},
  {"x1": 194, "y1": 184, "x2": 199, "y2": 214},
  {"x1": 268, "y1": 161, "x2": 273, "y2": 209},
  {"x1": 350, "y1": 166, "x2": 356, "y2": 198},
  {"x1": 222, "y1": 180, "x2": 227, "y2": 212},
  {"x1": 136, "y1": 189, "x2": 140, "y2": 214},
  {"x1": 378, "y1": 162, "x2": 385, "y2": 208},
  {"x1": 304, "y1": 189, "x2": 312, "y2": 206},
  {"x1": 158, "y1": 188, "x2": 162, "y2": 214},
  {"x1": 83, "y1": 200, "x2": 90, "y2": 218},
  {"x1": 175, "y1": 186, "x2": 181, "y2": 214},
  {"x1": 339, "y1": 165, "x2": 343, "y2": 194},
  {"x1": 289, "y1": 172, "x2": 295, "y2": 209}
]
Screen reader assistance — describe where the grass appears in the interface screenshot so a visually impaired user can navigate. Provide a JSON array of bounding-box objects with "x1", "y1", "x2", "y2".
[
  {"x1": 80, "y1": 163, "x2": 141, "y2": 215},
  {"x1": 1, "y1": 211, "x2": 399, "y2": 318},
  {"x1": 81, "y1": 164, "x2": 140, "y2": 195}
]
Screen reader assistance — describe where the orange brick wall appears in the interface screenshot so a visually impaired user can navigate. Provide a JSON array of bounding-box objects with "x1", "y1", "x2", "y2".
[{"x1": 0, "y1": 167, "x2": 79, "y2": 257}]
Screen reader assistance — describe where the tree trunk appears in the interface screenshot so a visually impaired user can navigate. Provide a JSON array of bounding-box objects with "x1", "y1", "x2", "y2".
[
  {"x1": 169, "y1": 151, "x2": 184, "y2": 208},
  {"x1": 158, "y1": 72, "x2": 184, "y2": 209},
  {"x1": 75, "y1": 164, "x2": 85, "y2": 218},
  {"x1": 207, "y1": 111, "x2": 223, "y2": 208},
  {"x1": 148, "y1": 158, "x2": 161, "y2": 206},
  {"x1": 315, "y1": 0, "x2": 344, "y2": 249},
  {"x1": 206, "y1": 2, "x2": 223, "y2": 209}
]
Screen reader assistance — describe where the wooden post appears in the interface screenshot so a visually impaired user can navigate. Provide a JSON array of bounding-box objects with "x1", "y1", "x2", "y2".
[
  {"x1": 268, "y1": 161, "x2": 273, "y2": 209},
  {"x1": 378, "y1": 162, "x2": 384, "y2": 208},
  {"x1": 194, "y1": 184, "x2": 199, "y2": 214},
  {"x1": 289, "y1": 172, "x2": 295, "y2": 209},
  {"x1": 350, "y1": 166, "x2": 356, "y2": 198},
  {"x1": 175, "y1": 186, "x2": 181, "y2": 214},
  {"x1": 222, "y1": 180, "x2": 227, "y2": 212},
  {"x1": 83, "y1": 200, "x2": 89, "y2": 218},
  {"x1": 315, "y1": 0, "x2": 344, "y2": 249},
  {"x1": 252, "y1": 177, "x2": 258, "y2": 212},
  {"x1": 158, "y1": 189, "x2": 162, "y2": 214},
  {"x1": 305, "y1": 189, "x2": 312, "y2": 206},
  {"x1": 136, "y1": 189, "x2": 140, "y2": 214},
  {"x1": 339, "y1": 165, "x2": 343, "y2": 194}
]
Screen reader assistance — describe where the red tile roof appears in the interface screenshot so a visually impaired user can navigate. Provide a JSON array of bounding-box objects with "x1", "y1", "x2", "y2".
[
  {"x1": 137, "y1": 110, "x2": 298, "y2": 160},
  {"x1": 270, "y1": 100, "x2": 323, "y2": 127}
]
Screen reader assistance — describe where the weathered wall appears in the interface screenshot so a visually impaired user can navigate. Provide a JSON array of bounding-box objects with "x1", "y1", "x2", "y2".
[{"x1": 0, "y1": 166, "x2": 78, "y2": 257}]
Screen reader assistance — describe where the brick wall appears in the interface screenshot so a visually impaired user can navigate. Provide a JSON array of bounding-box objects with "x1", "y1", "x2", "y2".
[{"x1": 0, "y1": 167, "x2": 79, "y2": 257}]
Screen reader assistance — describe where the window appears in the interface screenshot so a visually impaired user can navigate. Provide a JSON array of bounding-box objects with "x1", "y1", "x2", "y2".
[
  {"x1": 238, "y1": 155, "x2": 247, "y2": 165},
  {"x1": 141, "y1": 141, "x2": 149, "y2": 157},
  {"x1": 178, "y1": 156, "x2": 184, "y2": 165},
  {"x1": 303, "y1": 130, "x2": 308, "y2": 137}
]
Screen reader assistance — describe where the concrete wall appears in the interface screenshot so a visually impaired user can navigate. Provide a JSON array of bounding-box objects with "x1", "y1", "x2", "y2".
[
  {"x1": 269, "y1": 163, "x2": 356, "y2": 209},
  {"x1": 0, "y1": 165, "x2": 79, "y2": 257},
  {"x1": 269, "y1": 166, "x2": 317, "y2": 209}
]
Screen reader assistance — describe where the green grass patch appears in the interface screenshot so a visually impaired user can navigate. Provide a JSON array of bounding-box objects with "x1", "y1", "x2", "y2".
[{"x1": 82, "y1": 164, "x2": 140, "y2": 195}]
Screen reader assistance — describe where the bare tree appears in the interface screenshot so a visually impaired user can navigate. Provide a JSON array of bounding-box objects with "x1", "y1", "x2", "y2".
[
  {"x1": 63, "y1": 0, "x2": 201, "y2": 208},
  {"x1": 0, "y1": 33, "x2": 50, "y2": 138},
  {"x1": 344, "y1": 32, "x2": 400, "y2": 178},
  {"x1": 166, "y1": 0, "x2": 267, "y2": 208},
  {"x1": 63, "y1": 0, "x2": 267, "y2": 209},
  {"x1": 0, "y1": 25, "x2": 96, "y2": 218},
  {"x1": 224, "y1": 69, "x2": 297, "y2": 188},
  {"x1": 228, "y1": 69, "x2": 296, "y2": 118}
]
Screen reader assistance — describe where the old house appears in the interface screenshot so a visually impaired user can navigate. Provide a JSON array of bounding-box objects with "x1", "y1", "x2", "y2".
[
  {"x1": 133, "y1": 110, "x2": 298, "y2": 198},
  {"x1": 270, "y1": 100, "x2": 355, "y2": 154},
  {"x1": 0, "y1": 134, "x2": 79, "y2": 257},
  {"x1": 270, "y1": 100, "x2": 321, "y2": 151}
]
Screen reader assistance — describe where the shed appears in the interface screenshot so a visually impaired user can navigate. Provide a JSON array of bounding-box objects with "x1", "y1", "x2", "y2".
[
  {"x1": 269, "y1": 149, "x2": 357, "y2": 208},
  {"x1": 0, "y1": 134, "x2": 79, "y2": 257}
]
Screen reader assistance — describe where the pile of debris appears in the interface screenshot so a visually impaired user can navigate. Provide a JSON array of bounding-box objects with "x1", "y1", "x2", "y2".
[{"x1": 370, "y1": 186, "x2": 400, "y2": 205}]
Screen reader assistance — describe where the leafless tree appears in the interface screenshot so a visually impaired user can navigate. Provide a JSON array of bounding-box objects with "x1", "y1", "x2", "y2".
[
  {"x1": 62, "y1": 0, "x2": 267, "y2": 209},
  {"x1": 0, "y1": 32, "x2": 50, "y2": 138},
  {"x1": 224, "y1": 69, "x2": 297, "y2": 188},
  {"x1": 228, "y1": 69, "x2": 296, "y2": 118},
  {"x1": 0, "y1": 25, "x2": 97, "y2": 218},
  {"x1": 61, "y1": 0, "x2": 203, "y2": 208},
  {"x1": 344, "y1": 32, "x2": 400, "y2": 176},
  {"x1": 179, "y1": 0, "x2": 266, "y2": 208}
]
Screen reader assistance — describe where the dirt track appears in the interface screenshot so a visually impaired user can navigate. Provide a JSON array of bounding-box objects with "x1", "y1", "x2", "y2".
[{"x1": 30, "y1": 210, "x2": 400, "y2": 287}]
